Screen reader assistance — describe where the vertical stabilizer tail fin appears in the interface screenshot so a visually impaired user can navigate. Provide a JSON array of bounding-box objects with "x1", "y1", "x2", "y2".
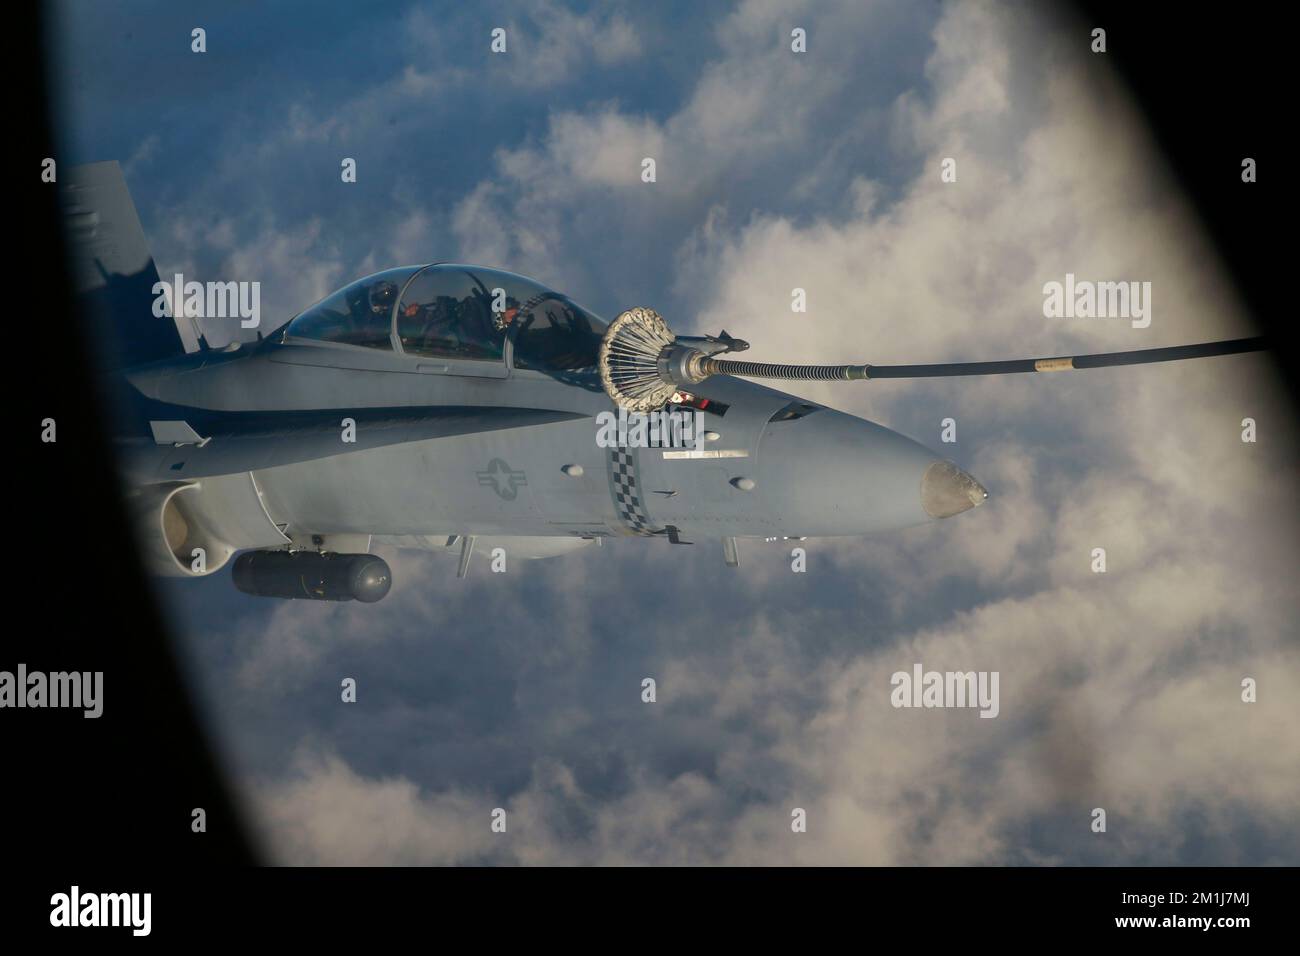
[{"x1": 63, "y1": 161, "x2": 203, "y2": 368}]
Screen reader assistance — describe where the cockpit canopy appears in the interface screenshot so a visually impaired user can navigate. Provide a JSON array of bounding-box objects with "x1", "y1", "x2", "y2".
[{"x1": 284, "y1": 264, "x2": 608, "y2": 371}]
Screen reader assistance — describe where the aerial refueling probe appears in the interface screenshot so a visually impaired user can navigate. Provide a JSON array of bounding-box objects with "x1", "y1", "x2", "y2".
[{"x1": 598, "y1": 306, "x2": 1269, "y2": 411}]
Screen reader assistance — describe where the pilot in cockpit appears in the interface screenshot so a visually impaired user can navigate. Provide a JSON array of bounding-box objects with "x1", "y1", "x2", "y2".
[
  {"x1": 339, "y1": 279, "x2": 398, "y2": 334},
  {"x1": 367, "y1": 280, "x2": 398, "y2": 318}
]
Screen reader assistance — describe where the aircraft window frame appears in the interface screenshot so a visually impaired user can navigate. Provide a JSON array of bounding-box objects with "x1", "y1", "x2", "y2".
[
  {"x1": 506, "y1": 292, "x2": 608, "y2": 373},
  {"x1": 282, "y1": 267, "x2": 422, "y2": 352},
  {"x1": 280, "y1": 263, "x2": 610, "y2": 374},
  {"x1": 393, "y1": 263, "x2": 519, "y2": 365}
]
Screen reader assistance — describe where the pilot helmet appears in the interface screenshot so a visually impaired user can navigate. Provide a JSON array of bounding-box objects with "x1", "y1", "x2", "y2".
[{"x1": 368, "y1": 281, "x2": 398, "y2": 315}]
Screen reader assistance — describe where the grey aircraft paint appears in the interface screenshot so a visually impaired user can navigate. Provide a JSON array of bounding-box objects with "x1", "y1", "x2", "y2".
[{"x1": 65, "y1": 162, "x2": 982, "y2": 599}]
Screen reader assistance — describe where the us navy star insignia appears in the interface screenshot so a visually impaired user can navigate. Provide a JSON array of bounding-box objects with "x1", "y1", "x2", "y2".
[{"x1": 477, "y1": 458, "x2": 528, "y2": 500}]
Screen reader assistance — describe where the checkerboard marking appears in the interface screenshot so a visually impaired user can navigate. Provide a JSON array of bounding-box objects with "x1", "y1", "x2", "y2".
[{"x1": 608, "y1": 447, "x2": 662, "y2": 536}]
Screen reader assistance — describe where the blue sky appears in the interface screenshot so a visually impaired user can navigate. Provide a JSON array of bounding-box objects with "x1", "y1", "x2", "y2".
[{"x1": 52, "y1": 0, "x2": 1300, "y2": 865}]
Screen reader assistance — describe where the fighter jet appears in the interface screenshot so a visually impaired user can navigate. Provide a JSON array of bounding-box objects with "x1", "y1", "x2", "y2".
[{"x1": 62, "y1": 162, "x2": 1266, "y2": 602}]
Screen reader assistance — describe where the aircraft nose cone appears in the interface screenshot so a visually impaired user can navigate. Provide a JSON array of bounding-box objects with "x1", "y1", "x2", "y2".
[{"x1": 919, "y1": 460, "x2": 988, "y2": 519}]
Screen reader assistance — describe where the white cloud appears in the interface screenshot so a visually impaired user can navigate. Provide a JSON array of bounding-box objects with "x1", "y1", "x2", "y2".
[{"x1": 403, "y1": 0, "x2": 640, "y2": 93}]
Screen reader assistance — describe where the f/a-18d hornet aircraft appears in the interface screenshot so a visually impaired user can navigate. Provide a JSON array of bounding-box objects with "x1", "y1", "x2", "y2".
[{"x1": 62, "y1": 162, "x2": 1265, "y2": 603}]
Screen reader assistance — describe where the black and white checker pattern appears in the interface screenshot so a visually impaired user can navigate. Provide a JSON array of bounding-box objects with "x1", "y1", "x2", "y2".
[{"x1": 608, "y1": 447, "x2": 661, "y2": 536}]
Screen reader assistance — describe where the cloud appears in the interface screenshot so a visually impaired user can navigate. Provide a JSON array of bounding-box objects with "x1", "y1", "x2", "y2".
[
  {"x1": 446, "y1": 1, "x2": 938, "y2": 304},
  {"x1": 254, "y1": 747, "x2": 497, "y2": 865},
  {"x1": 157, "y1": 214, "x2": 348, "y2": 346},
  {"x1": 403, "y1": 0, "x2": 640, "y2": 93},
  {"x1": 121, "y1": 133, "x2": 159, "y2": 177}
]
